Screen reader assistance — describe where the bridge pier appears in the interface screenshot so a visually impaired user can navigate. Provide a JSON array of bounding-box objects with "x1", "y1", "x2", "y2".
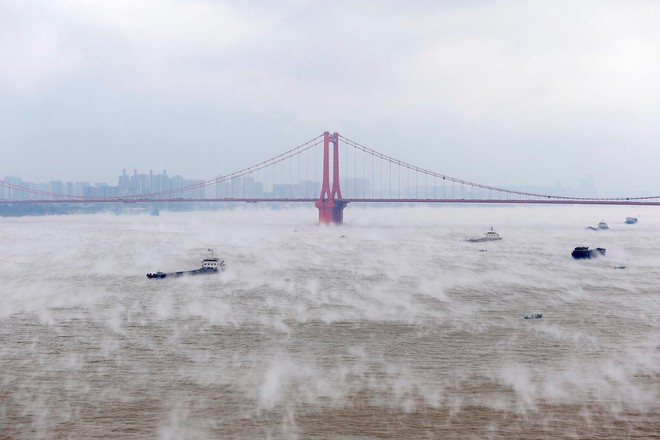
[
  {"x1": 316, "y1": 131, "x2": 346, "y2": 224},
  {"x1": 315, "y1": 199, "x2": 347, "y2": 224}
]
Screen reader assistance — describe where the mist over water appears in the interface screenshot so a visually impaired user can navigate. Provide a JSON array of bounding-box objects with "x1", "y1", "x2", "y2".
[{"x1": 1, "y1": 206, "x2": 658, "y2": 439}]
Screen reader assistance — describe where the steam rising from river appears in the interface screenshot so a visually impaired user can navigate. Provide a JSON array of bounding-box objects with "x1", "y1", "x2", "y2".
[{"x1": 1, "y1": 206, "x2": 658, "y2": 438}]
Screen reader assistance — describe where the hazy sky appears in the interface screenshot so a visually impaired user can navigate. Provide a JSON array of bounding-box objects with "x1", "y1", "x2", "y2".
[{"x1": 1, "y1": 0, "x2": 659, "y2": 194}]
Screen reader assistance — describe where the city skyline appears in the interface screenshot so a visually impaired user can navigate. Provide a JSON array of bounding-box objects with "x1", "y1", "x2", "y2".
[{"x1": 2, "y1": 167, "x2": 602, "y2": 202}]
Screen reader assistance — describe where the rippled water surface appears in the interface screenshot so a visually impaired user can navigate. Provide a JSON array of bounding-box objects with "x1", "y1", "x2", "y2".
[{"x1": 1, "y1": 206, "x2": 658, "y2": 439}]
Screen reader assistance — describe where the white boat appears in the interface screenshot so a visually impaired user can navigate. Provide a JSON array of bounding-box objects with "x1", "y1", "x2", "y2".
[
  {"x1": 466, "y1": 227, "x2": 502, "y2": 243},
  {"x1": 524, "y1": 313, "x2": 543, "y2": 319},
  {"x1": 586, "y1": 221, "x2": 609, "y2": 231}
]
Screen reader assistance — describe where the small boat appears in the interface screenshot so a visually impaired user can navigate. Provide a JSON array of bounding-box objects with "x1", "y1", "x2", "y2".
[
  {"x1": 586, "y1": 221, "x2": 609, "y2": 231},
  {"x1": 571, "y1": 246, "x2": 606, "y2": 259},
  {"x1": 147, "y1": 249, "x2": 226, "y2": 279},
  {"x1": 625, "y1": 217, "x2": 638, "y2": 224},
  {"x1": 524, "y1": 313, "x2": 543, "y2": 319},
  {"x1": 465, "y1": 227, "x2": 502, "y2": 242}
]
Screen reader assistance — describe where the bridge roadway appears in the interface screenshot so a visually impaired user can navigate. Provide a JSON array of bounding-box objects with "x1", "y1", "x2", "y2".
[{"x1": 4, "y1": 198, "x2": 660, "y2": 206}]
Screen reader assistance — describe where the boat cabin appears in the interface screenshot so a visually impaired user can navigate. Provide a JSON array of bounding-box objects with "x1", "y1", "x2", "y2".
[{"x1": 202, "y1": 258, "x2": 220, "y2": 270}]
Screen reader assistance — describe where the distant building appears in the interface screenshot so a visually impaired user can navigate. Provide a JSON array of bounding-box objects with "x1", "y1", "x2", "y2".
[{"x1": 3, "y1": 170, "x2": 325, "y2": 202}]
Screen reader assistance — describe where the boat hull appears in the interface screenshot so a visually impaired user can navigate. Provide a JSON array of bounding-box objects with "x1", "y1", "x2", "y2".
[
  {"x1": 146, "y1": 267, "x2": 219, "y2": 279},
  {"x1": 465, "y1": 237, "x2": 502, "y2": 243}
]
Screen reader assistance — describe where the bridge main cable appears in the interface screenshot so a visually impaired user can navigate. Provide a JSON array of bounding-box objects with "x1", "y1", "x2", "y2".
[
  {"x1": 338, "y1": 135, "x2": 660, "y2": 202},
  {"x1": 0, "y1": 180, "x2": 88, "y2": 200},
  {"x1": 135, "y1": 134, "x2": 326, "y2": 199},
  {"x1": 1, "y1": 134, "x2": 325, "y2": 202}
]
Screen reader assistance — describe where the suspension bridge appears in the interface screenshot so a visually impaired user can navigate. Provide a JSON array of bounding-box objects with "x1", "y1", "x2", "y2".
[{"x1": 3, "y1": 131, "x2": 660, "y2": 223}]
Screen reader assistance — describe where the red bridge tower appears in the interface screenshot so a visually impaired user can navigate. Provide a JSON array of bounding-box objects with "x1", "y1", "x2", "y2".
[{"x1": 315, "y1": 131, "x2": 347, "y2": 224}]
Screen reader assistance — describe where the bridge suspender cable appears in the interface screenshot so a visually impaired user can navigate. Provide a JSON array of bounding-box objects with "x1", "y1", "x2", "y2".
[
  {"x1": 3, "y1": 132, "x2": 660, "y2": 203},
  {"x1": 337, "y1": 134, "x2": 660, "y2": 202}
]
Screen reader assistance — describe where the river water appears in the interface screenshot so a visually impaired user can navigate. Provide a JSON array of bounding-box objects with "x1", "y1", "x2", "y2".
[{"x1": 1, "y1": 206, "x2": 658, "y2": 439}]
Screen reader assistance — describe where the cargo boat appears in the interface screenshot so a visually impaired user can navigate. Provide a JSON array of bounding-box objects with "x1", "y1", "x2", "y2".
[{"x1": 147, "y1": 249, "x2": 226, "y2": 279}]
